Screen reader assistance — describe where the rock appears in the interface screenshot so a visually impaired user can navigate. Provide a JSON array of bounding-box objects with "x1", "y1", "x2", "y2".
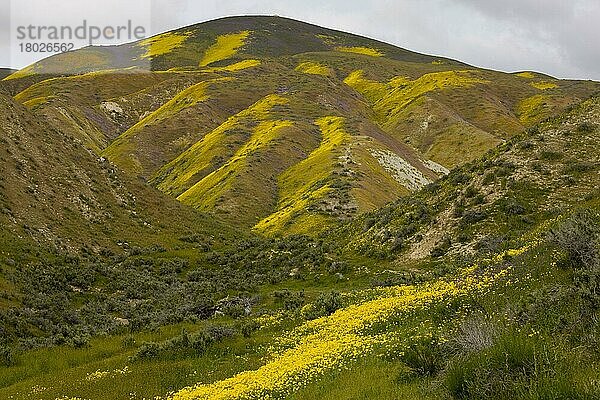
[{"x1": 100, "y1": 101, "x2": 124, "y2": 115}]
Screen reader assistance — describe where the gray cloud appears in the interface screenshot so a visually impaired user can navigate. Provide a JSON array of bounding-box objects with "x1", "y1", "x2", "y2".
[{"x1": 1, "y1": 0, "x2": 599, "y2": 81}]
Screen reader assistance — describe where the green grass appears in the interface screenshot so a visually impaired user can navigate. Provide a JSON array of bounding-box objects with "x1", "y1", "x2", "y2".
[
  {"x1": 0, "y1": 319, "x2": 291, "y2": 400},
  {"x1": 290, "y1": 357, "x2": 441, "y2": 400}
]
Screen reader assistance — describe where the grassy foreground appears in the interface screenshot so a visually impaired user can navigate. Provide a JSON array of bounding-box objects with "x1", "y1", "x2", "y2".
[{"x1": 3, "y1": 211, "x2": 600, "y2": 400}]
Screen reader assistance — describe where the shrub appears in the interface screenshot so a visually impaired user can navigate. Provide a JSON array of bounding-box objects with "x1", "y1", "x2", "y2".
[
  {"x1": 135, "y1": 342, "x2": 161, "y2": 359},
  {"x1": 400, "y1": 335, "x2": 446, "y2": 377},
  {"x1": 464, "y1": 186, "x2": 479, "y2": 198},
  {"x1": 539, "y1": 151, "x2": 563, "y2": 161},
  {"x1": 121, "y1": 336, "x2": 136, "y2": 348},
  {"x1": 363, "y1": 217, "x2": 377, "y2": 232},
  {"x1": 498, "y1": 197, "x2": 527, "y2": 215},
  {"x1": 548, "y1": 210, "x2": 600, "y2": 309},
  {"x1": 548, "y1": 209, "x2": 599, "y2": 270},
  {"x1": 431, "y1": 237, "x2": 452, "y2": 258},
  {"x1": 563, "y1": 161, "x2": 595, "y2": 174},
  {"x1": 449, "y1": 172, "x2": 471, "y2": 185},
  {"x1": 301, "y1": 292, "x2": 343, "y2": 320},
  {"x1": 577, "y1": 122, "x2": 596, "y2": 134},
  {"x1": 475, "y1": 234, "x2": 507, "y2": 255},
  {"x1": 0, "y1": 345, "x2": 16, "y2": 367},
  {"x1": 240, "y1": 320, "x2": 260, "y2": 338},
  {"x1": 273, "y1": 289, "x2": 304, "y2": 310},
  {"x1": 452, "y1": 317, "x2": 496, "y2": 353},
  {"x1": 444, "y1": 333, "x2": 577, "y2": 400},
  {"x1": 460, "y1": 210, "x2": 487, "y2": 226},
  {"x1": 328, "y1": 261, "x2": 349, "y2": 274},
  {"x1": 132, "y1": 325, "x2": 234, "y2": 361},
  {"x1": 69, "y1": 334, "x2": 90, "y2": 348},
  {"x1": 482, "y1": 172, "x2": 496, "y2": 185}
]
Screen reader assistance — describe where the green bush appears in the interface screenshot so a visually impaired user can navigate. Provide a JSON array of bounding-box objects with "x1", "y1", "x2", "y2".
[
  {"x1": 132, "y1": 325, "x2": 235, "y2": 361},
  {"x1": 240, "y1": 320, "x2": 260, "y2": 338},
  {"x1": 301, "y1": 292, "x2": 343, "y2": 320},
  {"x1": 548, "y1": 210, "x2": 600, "y2": 269},
  {"x1": 548, "y1": 209, "x2": 600, "y2": 307},
  {"x1": 431, "y1": 237, "x2": 452, "y2": 258},
  {"x1": 444, "y1": 332, "x2": 589, "y2": 400},
  {"x1": 399, "y1": 335, "x2": 446, "y2": 377},
  {"x1": 0, "y1": 345, "x2": 16, "y2": 367},
  {"x1": 577, "y1": 122, "x2": 596, "y2": 134}
]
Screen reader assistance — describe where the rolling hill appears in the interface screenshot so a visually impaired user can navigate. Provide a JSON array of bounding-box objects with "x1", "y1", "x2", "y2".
[
  {"x1": 4, "y1": 16, "x2": 598, "y2": 236},
  {"x1": 1, "y1": 15, "x2": 600, "y2": 400},
  {"x1": 0, "y1": 90, "x2": 235, "y2": 256}
]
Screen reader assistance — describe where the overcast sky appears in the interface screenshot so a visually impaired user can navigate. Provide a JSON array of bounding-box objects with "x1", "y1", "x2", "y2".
[{"x1": 1, "y1": 0, "x2": 599, "y2": 80}]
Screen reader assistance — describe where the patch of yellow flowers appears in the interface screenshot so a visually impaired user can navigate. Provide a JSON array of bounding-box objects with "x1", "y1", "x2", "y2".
[
  {"x1": 169, "y1": 266, "x2": 510, "y2": 400},
  {"x1": 85, "y1": 366, "x2": 130, "y2": 382}
]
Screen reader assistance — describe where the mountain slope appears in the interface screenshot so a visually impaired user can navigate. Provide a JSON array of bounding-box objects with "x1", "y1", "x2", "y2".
[
  {"x1": 333, "y1": 95, "x2": 600, "y2": 263},
  {"x1": 2, "y1": 94, "x2": 599, "y2": 400},
  {"x1": 0, "y1": 69, "x2": 15, "y2": 80},
  {"x1": 0, "y1": 92, "x2": 234, "y2": 255},
  {"x1": 5, "y1": 16, "x2": 599, "y2": 235}
]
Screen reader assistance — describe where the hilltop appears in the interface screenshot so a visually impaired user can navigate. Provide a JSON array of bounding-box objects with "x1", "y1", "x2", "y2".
[{"x1": 4, "y1": 16, "x2": 598, "y2": 235}]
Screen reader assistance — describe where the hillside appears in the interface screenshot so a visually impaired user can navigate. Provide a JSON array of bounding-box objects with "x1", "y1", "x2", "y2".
[
  {"x1": 0, "y1": 90, "x2": 236, "y2": 256},
  {"x1": 4, "y1": 16, "x2": 598, "y2": 235},
  {"x1": 0, "y1": 69, "x2": 15, "y2": 80},
  {"x1": 1, "y1": 14, "x2": 600, "y2": 400},
  {"x1": 334, "y1": 96, "x2": 600, "y2": 261},
  {"x1": 1, "y1": 87, "x2": 598, "y2": 400}
]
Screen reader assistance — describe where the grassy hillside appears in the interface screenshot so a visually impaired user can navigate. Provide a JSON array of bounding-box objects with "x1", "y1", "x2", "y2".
[
  {"x1": 0, "y1": 15, "x2": 599, "y2": 400},
  {"x1": 0, "y1": 91, "x2": 236, "y2": 253},
  {"x1": 4, "y1": 16, "x2": 598, "y2": 234},
  {"x1": 1, "y1": 93, "x2": 598, "y2": 400}
]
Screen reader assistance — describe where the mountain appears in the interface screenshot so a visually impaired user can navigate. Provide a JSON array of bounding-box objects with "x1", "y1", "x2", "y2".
[
  {"x1": 2, "y1": 80, "x2": 599, "y2": 400},
  {"x1": 1, "y1": 15, "x2": 600, "y2": 400},
  {"x1": 4, "y1": 16, "x2": 598, "y2": 236}
]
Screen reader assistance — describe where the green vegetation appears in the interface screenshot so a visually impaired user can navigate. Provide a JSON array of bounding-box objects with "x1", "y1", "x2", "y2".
[
  {"x1": 153, "y1": 94, "x2": 289, "y2": 197},
  {"x1": 178, "y1": 119, "x2": 294, "y2": 210},
  {"x1": 518, "y1": 94, "x2": 552, "y2": 124},
  {"x1": 255, "y1": 116, "x2": 350, "y2": 235},
  {"x1": 1, "y1": 15, "x2": 600, "y2": 400}
]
